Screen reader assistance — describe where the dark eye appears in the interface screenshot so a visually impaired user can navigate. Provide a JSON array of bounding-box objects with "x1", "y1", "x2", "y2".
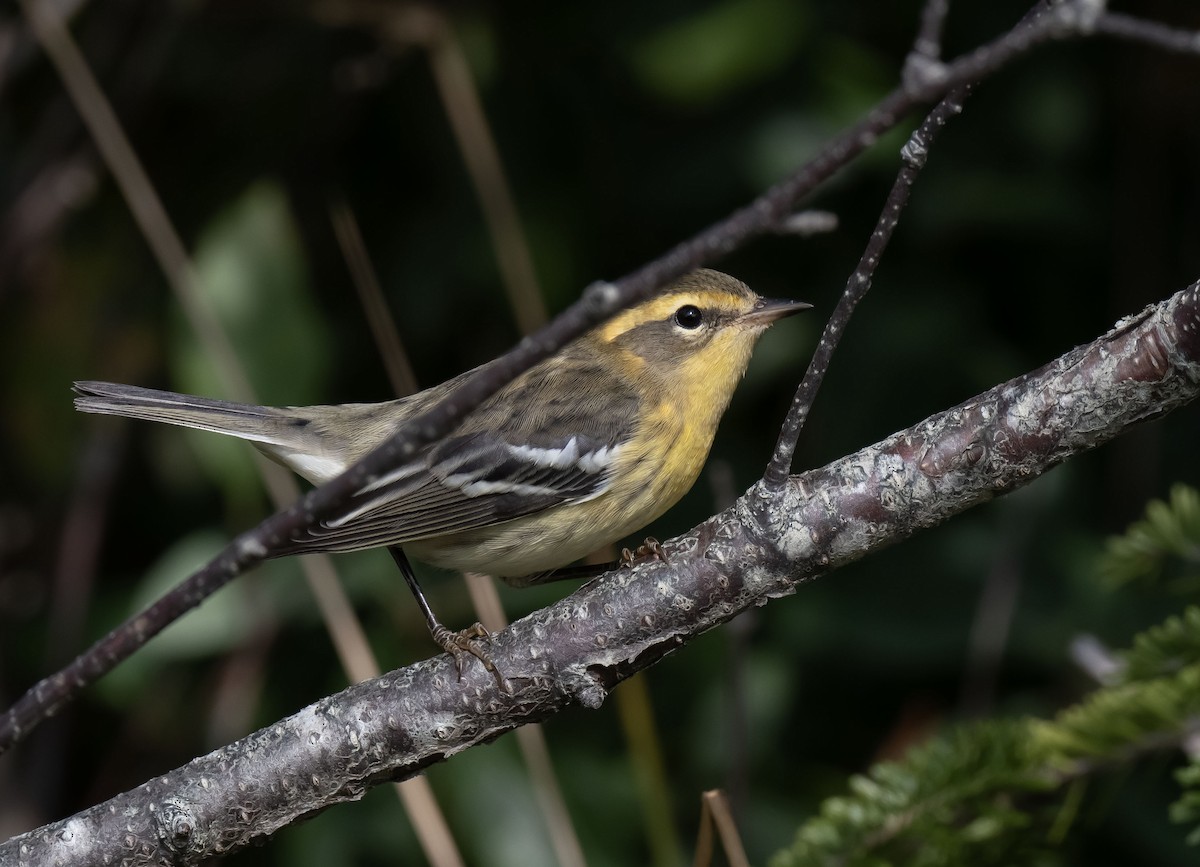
[{"x1": 674, "y1": 304, "x2": 704, "y2": 329}]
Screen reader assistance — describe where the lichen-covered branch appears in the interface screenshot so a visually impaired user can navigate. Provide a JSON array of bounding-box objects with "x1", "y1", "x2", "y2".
[{"x1": 6, "y1": 280, "x2": 1197, "y2": 866}]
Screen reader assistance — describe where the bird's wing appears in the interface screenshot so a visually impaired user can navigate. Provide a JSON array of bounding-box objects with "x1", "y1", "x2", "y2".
[{"x1": 268, "y1": 430, "x2": 623, "y2": 556}]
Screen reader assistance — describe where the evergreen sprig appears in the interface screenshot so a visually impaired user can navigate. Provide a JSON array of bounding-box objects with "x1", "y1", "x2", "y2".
[
  {"x1": 1121, "y1": 607, "x2": 1200, "y2": 683},
  {"x1": 1172, "y1": 758, "x2": 1200, "y2": 846},
  {"x1": 1030, "y1": 663, "x2": 1200, "y2": 762},
  {"x1": 772, "y1": 486, "x2": 1200, "y2": 866},
  {"x1": 769, "y1": 721, "x2": 1059, "y2": 867},
  {"x1": 1099, "y1": 484, "x2": 1200, "y2": 591}
]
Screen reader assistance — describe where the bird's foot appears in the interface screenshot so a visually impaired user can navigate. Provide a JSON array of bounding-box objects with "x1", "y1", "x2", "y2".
[
  {"x1": 619, "y1": 536, "x2": 668, "y2": 569},
  {"x1": 430, "y1": 621, "x2": 509, "y2": 693}
]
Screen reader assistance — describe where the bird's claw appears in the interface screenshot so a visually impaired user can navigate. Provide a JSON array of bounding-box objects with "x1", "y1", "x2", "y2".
[
  {"x1": 431, "y1": 621, "x2": 510, "y2": 693},
  {"x1": 619, "y1": 536, "x2": 668, "y2": 569}
]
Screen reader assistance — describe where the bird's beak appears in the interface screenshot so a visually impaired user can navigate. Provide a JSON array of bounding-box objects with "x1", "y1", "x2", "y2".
[{"x1": 743, "y1": 297, "x2": 813, "y2": 325}]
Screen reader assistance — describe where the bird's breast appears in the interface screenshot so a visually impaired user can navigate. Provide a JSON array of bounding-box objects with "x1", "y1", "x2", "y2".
[{"x1": 409, "y1": 396, "x2": 718, "y2": 578}]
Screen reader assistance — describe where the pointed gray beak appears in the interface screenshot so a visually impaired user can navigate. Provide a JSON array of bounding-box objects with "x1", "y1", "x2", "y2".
[{"x1": 743, "y1": 297, "x2": 813, "y2": 325}]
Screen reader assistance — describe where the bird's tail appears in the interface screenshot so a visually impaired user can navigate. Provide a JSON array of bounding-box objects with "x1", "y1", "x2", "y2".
[
  {"x1": 73, "y1": 381, "x2": 296, "y2": 444},
  {"x1": 72, "y1": 380, "x2": 351, "y2": 483}
]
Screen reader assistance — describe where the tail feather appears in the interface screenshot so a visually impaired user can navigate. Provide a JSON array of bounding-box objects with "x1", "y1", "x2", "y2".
[
  {"x1": 73, "y1": 380, "x2": 357, "y2": 484},
  {"x1": 73, "y1": 381, "x2": 290, "y2": 447}
]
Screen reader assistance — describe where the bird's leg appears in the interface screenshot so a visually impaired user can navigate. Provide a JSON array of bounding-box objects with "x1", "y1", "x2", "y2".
[
  {"x1": 387, "y1": 547, "x2": 507, "y2": 692},
  {"x1": 619, "y1": 536, "x2": 668, "y2": 569}
]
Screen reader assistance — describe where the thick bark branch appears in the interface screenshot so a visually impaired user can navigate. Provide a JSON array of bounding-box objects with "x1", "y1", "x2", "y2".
[{"x1": 6, "y1": 281, "x2": 1197, "y2": 866}]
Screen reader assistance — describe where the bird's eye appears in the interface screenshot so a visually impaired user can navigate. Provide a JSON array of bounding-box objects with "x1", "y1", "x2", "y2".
[{"x1": 674, "y1": 304, "x2": 704, "y2": 330}]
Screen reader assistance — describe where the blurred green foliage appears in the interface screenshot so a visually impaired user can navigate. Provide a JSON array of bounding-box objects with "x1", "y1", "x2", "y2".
[
  {"x1": 175, "y1": 182, "x2": 332, "y2": 505},
  {"x1": 1, "y1": 1, "x2": 1199, "y2": 865},
  {"x1": 627, "y1": 0, "x2": 808, "y2": 107},
  {"x1": 1101, "y1": 485, "x2": 1200, "y2": 594}
]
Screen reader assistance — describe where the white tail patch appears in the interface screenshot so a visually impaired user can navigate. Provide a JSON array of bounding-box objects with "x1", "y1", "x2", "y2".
[{"x1": 280, "y1": 452, "x2": 349, "y2": 486}]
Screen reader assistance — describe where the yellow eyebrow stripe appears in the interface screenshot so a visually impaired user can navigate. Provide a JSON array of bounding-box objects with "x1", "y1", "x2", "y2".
[{"x1": 597, "y1": 290, "x2": 743, "y2": 342}]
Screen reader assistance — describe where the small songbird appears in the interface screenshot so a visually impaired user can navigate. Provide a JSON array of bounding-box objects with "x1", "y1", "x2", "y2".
[{"x1": 75, "y1": 269, "x2": 809, "y2": 679}]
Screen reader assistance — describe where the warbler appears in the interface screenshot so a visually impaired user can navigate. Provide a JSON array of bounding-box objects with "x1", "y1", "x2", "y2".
[{"x1": 75, "y1": 269, "x2": 808, "y2": 679}]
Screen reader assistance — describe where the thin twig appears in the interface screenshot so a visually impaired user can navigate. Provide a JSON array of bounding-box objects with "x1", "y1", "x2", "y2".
[
  {"x1": 1094, "y1": 11, "x2": 1200, "y2": 52},
  {"x1": 615, "y1": 673, "x2": 685, "y2": 867},
  {"x1": 914, "y1": 0, "x2": 952, "y2": 59},
  {"x1": 421, "y1": 13, "x2": 548, "y2": 333},
  {"x1": 960, "y1": 507, "x2": 1033, "y2": 716},
  {"x1": 765, "y1": 0, "x2": 1066, "y2": 485},
  {"x1": 700, "y1": 790, "x2": 751, "y2": 867},
  {"x1": 764, "y1": 85, "x2": 973, "y2": 486},
  {"x1": 14, "y1": 0, "x2": 387, "y2": 708},
  {"x1": 43, "y1": 425, "x2": 120, "y2": 669},
  {"x1": 329, "y1": 195, "x2": 420, "y2": 396},
  {"x1": 316, "y1": 0, "x2": 548, "y2": 332},
  {"x1": 904, "y1": 0, "x2": 952, "y2": 94}
]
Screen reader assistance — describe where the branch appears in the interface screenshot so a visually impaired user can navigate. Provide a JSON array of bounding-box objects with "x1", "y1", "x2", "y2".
[
  {"x1": 764, "y1": 0, "x2": 1077, "y2": 484},
  {"x1": 6, "y1": 278, "x2": 1198, "y2": 865},
  {"x1": 764, "y1": 86, "x2": 973, "y2": 487},
  {"x1": 8, "y1": 0, "x2": 1194, "y2": 755}
]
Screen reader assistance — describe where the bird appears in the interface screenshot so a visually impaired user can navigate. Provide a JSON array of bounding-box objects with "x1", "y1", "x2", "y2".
[{"x1": 74, "y1": 269, "x2": 809, "y2": 683}]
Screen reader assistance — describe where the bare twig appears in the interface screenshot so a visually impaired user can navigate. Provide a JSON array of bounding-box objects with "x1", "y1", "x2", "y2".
[
  {"x1": 905, "y1": 0, "x2": 953, "y2": 92},
  {"x1": 43, "y1": 425, "x2": 120, "y2": 669},
  {"x1": 764, "y1": 85, "x2": 973, "y2": 486},
  {"x1": 316, "y1": 0, "x2": 548, "y2": 332},
  {"x1": 1094, "y1": 12, "x2": 1200, "y2": 52},
  {"x1": 916, "y1": 0, "x2": 952, "y2": 59},
  {"x1": 329, "y1": 195, "x2": 420, "y2": 396},
  {"x1": 960, "y1": 506, "x2": 1033, "y2": 716},
  {"x1": 764, "y1": 0, "x2": 1085, "y2": 487},
  {"x1": 14, "y1": 0, "x2": 388, "y2": 704},
  {"x1": 512, "y1": 712, "x2": 591, "y2": 867},
  {"x1": 694, "y1": 790, "x2": 751, "y2": 867},
  {"x1": 420, "y1": 13, "x2": 547, "y2": 333}
]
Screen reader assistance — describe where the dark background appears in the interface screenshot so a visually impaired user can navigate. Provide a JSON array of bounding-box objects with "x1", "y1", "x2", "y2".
[{"x1": 2, "y1": 1, "x2": 1199, "y2": 864}]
